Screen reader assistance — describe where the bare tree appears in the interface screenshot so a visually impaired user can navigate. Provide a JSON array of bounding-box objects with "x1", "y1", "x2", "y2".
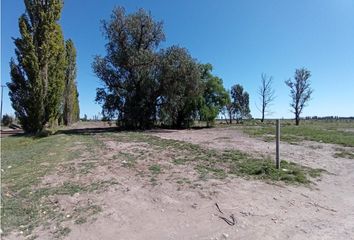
[
  {"x1": 285, "y1": 68, "x2": 313, "y2": 125},
  {"x1": 257, "y1": 73, "x2": 275, "y2": 122}
]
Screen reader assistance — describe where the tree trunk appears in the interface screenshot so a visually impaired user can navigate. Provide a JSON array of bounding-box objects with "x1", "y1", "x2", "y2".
[{"x1": 295, "y1": 117, "x2": 300, "y2": 126}]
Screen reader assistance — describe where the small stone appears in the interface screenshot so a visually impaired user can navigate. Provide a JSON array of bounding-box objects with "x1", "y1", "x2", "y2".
[
  {"x1": 7, "y1": 166, "x2": 12, "y2": 169},
  {"x1": 66, "y1": 214, "x2": 71, "y2": 218},
  {"x1": 192, "y1": 203, "x2": 198, "y2": 209},
  {"x1": 161, "y1": 209, "x2": 165, "y2": 212},
  {"x1": 222, "y1": 233, "x2": 229, "y2": 239}
]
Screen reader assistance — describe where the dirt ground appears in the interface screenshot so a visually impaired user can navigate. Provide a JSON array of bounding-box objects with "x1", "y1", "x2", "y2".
[{"x1": 4, "y1": 126, "x2": 354, "y2": 240}]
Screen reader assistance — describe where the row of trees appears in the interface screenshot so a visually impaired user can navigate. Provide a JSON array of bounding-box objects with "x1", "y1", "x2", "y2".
[
  {"x1": 94, "y1": 7, "x2": 253, "y2": 129},
  {"x1": 94, "y1": 7, "x2": 313, "y2": 128},
  {"x1": 7, "y1": 0, "x2": 79, "y2": 133},
  {"x1": 7, "y1": 3, "x2": 312, "y2": 132}
]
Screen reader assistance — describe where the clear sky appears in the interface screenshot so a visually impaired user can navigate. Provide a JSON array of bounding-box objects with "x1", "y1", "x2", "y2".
[{"x1": 1, "y1": 0, "x2": 354, "y2": 119}]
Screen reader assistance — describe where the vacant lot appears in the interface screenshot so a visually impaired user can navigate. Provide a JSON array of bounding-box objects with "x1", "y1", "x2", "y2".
[{"x1": 1, "y1": 121, "x2": 354, "y2": 240}]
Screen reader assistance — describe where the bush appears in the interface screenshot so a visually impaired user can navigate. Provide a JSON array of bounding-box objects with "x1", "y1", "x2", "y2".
[{"x1": 2, "y1": 114, "x2": 14, "y2": 126}]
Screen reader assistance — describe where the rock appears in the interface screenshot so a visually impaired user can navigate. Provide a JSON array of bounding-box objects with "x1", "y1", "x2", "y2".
[
  {"x1": 7, "y1": 166, "x2": 12, "y2": 169},
  {"x1": 192, "y1": 203, "x2": 198, "y2": 209},
  {"x1": 222, "y1": 233, "x2": 229, "y2": 239}
]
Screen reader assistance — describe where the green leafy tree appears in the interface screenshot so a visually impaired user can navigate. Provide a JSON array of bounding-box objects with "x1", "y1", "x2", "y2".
[
  {"x1": 198, "y1": 64, "x2": 229, "y2": 127},
  {"x1": 7, "y1": 0, "x2": 66, "y2": 133},
  {"x1": 158, "y1": 46, "x2": 202, "y2": 128},
  {"x1": 63, "y1": 39, "x2": 80, "y2": 125},
  {"x1": 285, "y1": 68, "x2": 313, "y2": 125},
  {"x1": 231, "y1": 84, "x2": 251, "y2": 123},
  {"x1": 93, "y1": 7, "x2": 165, "y2": 129}
]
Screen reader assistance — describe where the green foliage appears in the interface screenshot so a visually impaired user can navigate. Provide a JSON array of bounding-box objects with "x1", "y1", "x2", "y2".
[
  {"x1": 198, "y1": 64, "x2": 229, "y2": 127},
  {"x1": 93, "y1": 7, "x2": 165, "y2": 129},
  {"x1": 1, "y1": 114, "x2": 14, "y2": 126},
  {"x1": 7, "y1": 0, "x2": 68, "y2": 133},
  {"x1": 93, "y1": 7, "x2": 228, "y2": 129},
  {"x1": 285, "y1": 68, "x2": 313, "y2": 125},
  {"x1": 231, "y1": 84, "x2": 251, "y2": 122},
  {"x1": 159, "y1": 46, "x2": 202, "y2": 128},
  {"x1": 62, "y1": 39, "x2": 80, "y2": 125},
  {"x1": 149, "y1": 164, "x2": 162, "y2": 175}
]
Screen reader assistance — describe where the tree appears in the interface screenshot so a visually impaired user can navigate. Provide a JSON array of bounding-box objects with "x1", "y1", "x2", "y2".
[
  {"x1": 7, "y1": 0, "x2": 66, "y2": 133},
  {"x1": 93, "y1": 7, "x2": 165, "y2": 129},
  {"x1": 158, "y1": 46, "x2": 202, "y2": 128},
  {"x1": 198, "y1": 64, "x2": 229, "y2": 127},
  {"x1": 220, "y1": 90, "x2": 234, "y2": 124},
  {"x1": 257, "y1": 73, "x2": 275, "y2": 122},
  {"x1": 285, "y1": 68, "x2": 313, "y2": 125},
  {"x1": 231, "y1": 84, "x2": 251, "y2": 123},
  {"x1": 62, "y1": 39, "x2": 80, "y2": 125},
  {"x1": 1, "y1": 114, "x2": 14, "y2": 126}
]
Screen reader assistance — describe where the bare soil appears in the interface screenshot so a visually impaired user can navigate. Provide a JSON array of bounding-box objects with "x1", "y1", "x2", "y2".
[{"x1": 5, "y1": 125, "x2": 354, "y2": 240}]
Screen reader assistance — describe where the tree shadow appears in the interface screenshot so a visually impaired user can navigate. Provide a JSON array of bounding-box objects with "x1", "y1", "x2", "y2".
[{"x1": 55, "y1": 127, "x2": 120, "y2": 136}]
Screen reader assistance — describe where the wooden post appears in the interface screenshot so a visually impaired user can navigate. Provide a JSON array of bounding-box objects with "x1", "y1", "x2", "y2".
[{"x1": 276, "y1": 119, "x2": 280, "y2": 169}]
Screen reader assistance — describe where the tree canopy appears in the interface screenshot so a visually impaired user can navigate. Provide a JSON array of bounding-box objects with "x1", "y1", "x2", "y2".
[
  {"x1": 285, "y1": 68, "x2": 313, "y2": 125},
  {"x1": 62, "y1": 39, "x2": 80, "y2": 125},
  {"x1": 93, "y1": 7, "x2": 229, "y2": 129},
  {"x1": 198, "y1": 64, "x2": 229, "y2": 126},
  {"x1": 231, "y1": 84, "x2": 251, "y2": 122}
]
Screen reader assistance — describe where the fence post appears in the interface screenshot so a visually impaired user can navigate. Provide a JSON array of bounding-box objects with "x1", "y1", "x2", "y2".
[{"x1": 276, "y1": 119, "x2": 280, "y2": 169}]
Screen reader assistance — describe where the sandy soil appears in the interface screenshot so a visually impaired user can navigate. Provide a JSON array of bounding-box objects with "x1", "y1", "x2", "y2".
[{"x1": 5, "y1": 126, "x2": 354, "y2": 240}]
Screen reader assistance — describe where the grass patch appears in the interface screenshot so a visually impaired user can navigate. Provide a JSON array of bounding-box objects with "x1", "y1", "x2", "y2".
[
  {"x1": 0, "y1": 134, "x2": 109, "y2": 236},
  {"x1": 105, "y1": 132, "x2": 323, "y2": 185},
  {"x1": 149, "y1": 164, "x2": 162, "y2": 175},
  {"x1": 118, "y1": 152, "x2": 137, "y2": 168},
  {"x1": 241, "y1": 120, "x2": 354, "y2": 147}
]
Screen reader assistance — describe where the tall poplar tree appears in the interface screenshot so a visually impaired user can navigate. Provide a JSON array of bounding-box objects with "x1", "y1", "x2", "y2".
[
  {"x1": 63, "y1": 39, "x2": 80, "y2": 125},
  {"x1": 7, "y1": 0, "x2": 66, "y2": 133}
]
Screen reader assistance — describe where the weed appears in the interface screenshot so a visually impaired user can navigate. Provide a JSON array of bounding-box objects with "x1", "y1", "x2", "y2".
[{"x1": 149, "y1": 164, "x2": 161, "y2": 175}]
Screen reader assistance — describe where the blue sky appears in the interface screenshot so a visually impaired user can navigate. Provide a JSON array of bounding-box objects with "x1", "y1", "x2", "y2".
[{"x1": 1, "y1": 0, "x2": 354, "y2": 119}]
